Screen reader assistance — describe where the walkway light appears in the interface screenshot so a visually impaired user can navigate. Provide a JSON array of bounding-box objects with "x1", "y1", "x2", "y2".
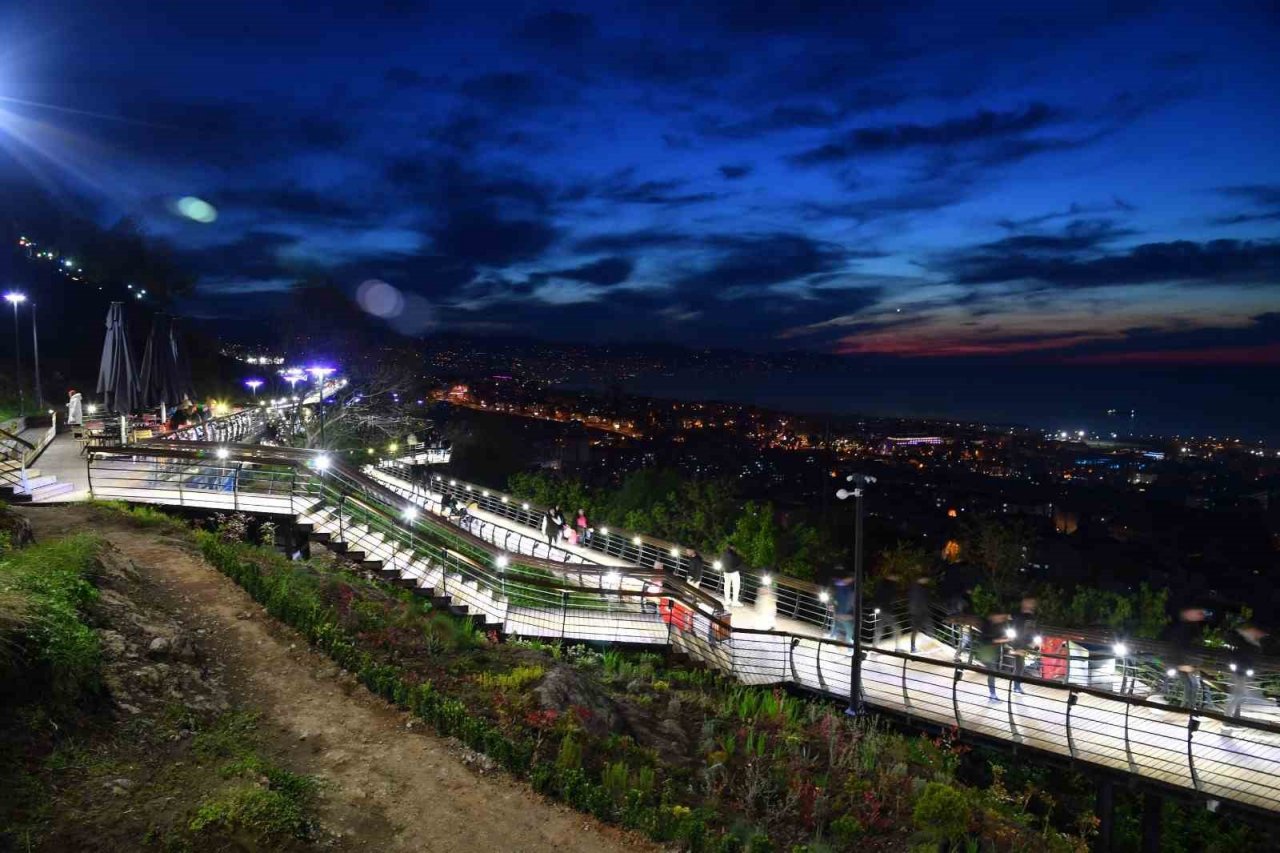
[
  {"x1": 1004, "y1": 626, "x2": 1017, "y2": 640},
  {"x1": 1166, "y1": 668, "x2": 1177, "y2": 678},
  {"x1": 1113, "y1": 642, "x2": 1129, "y2": 657},
  {"x1": 669, "y1": 546, "x2": 680, "y2": 557},
  {"x1": 600, "y1": 527, "x2": 609, "y2": 536},
  {"x1": 388, "y1": 442, "x2": 398, "y2": 452},
  {"x1": 631, "y1": 536, "x2": 641, "y2": 546},
  {"x1": 314, "y1": 455, "x2": 331, "y2": 471},
  {"x1": 245, "y1": 378, "x2": 263, "y2": 396},
  {"x1": 760, "y1": 574, "x2": 772, "y2": 586},
  {"x1": 818, "y1": 590, "x2": 830, "y2": 603},
  {"x1": 403, "y1": 507, "x2": 418, "y2": 522},
  {"x1": 449, "y1": 479, "x2": 456, "y2": 486},
  {"x1": 713, "y1": 560, "x2": 722, "y2": 570},
  {"x1": 873, "y1": 607, "x2": 881, "y2": 615},
  {"x1": 1033, "y1": 634, "x2": 1043, "y2": 646},
  {"x1": 521, "y1": 502, "x2": 529, "y2": 510},
  {"x1": 215, "y1": 447, "x2": 229, "y2": 460},
  {"x1": 604, "y1": 571, "x2": 620, "y2": 586},
  {"x1": 482, "y1": 490, "x2": 489, "y2": 497},
  {"x1": 500, "y1": 496, "x2": 508, "y2": 503},
  {"x1": 1230, "y1": 662, "x2": 1238, "y2": 672},
  {"x1": 496, "y1": 555, "x2": 509, "y2": 570}
]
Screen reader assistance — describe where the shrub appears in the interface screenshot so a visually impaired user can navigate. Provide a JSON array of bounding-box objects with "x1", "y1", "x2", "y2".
[
  {"x1": 556, "y1": 732, "x2": 582, "y2": 771},
  {"x1": 913, "y1": 782, "x2": 970, "y2": 846},
  {"x1": 476, "y1": 664, "x2": 545, "y2": 692}
]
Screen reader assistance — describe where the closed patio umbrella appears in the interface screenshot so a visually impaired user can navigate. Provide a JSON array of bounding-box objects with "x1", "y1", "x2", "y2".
[
  {"x1": 96, "y1": 302, "x2": 138, "y2": 414},
  {"x1": 139, "y1": 313, "x2": 193, "y2": 416}
]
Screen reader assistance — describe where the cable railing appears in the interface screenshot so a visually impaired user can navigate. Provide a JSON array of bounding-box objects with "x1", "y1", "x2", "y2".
[
  {"x1": 82, "y1": 443, "x2": 1280, "y2": 814},
  {"x1": 372, "y1": 464, "x2": 1280, "y2": 717}
]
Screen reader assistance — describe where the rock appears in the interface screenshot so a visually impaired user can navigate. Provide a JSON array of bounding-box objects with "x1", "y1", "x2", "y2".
[
  {"x1": 111, "y1": 777, "x2": 136, "y2": 791},
  {"x1": 98, "y1": 630, "x2": 128, "y2": 658},
  {"x1": 147, "y1": 637, "x2": 172, "y2": 657},
  {"x1": 170, "y1": 634, "x2": 199, "y2": 663},
  {"x1": 532, "y1": 665, "x2": 623, "y2": 738}
]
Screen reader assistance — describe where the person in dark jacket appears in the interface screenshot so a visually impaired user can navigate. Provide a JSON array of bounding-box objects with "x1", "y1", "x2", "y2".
[
  {"x1": 973, "y1": 612, "x2": 1011, "y2": 701},
  {"x1": 908, "y1": 578, "x2": 932, "y2": 653},
  {"x1": 871, "y1": 573, "x2": 900, "y2": 649},
  {"x1": 719, "y1": 547, "x2": 743, "y2": 607},
  {"x1": 828, "y1": 574, "x2": 856, "y2": 642},
  {"x1": 686, "y1": 549, "x2": 705, "y2": 587}
]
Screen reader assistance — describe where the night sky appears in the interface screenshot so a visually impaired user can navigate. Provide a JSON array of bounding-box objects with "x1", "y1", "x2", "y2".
[{"x1": 2, "y1": 1, "x2": 1278, "y2": 361}]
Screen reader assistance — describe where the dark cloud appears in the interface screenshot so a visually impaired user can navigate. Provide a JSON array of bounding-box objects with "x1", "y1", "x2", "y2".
[
  {"x1": 595, "y1": 170, "x2": 720, "y2": 206},
  {"x1": 997, "y1": 199, "x2": 1136, "y2": 231},
  {"x1": 791, "y1": 103, "x2": 1061, "y2": 165},
  {"x1": 718, "y1": 164, "x2": 753, "y2": 180},
  {"x1": 674, "y1": 233, "x2": 849, "y2": 297},
  {"x1": 1210, "y1": 184, "x2": 1280, "y2": 225},
  {"x1": 384, "y1": 66, "x2": 450, "y2": 89},
  {"x1": 573, "y1": 229, "x2": 698, "y2": 254},
  {"x1": 944, "y1": 237, "x2": 1280, "y2": 288},
  {"x1": 178, "y1": 230, "x2": 301, "y2": 281},
  {"x1": 458, "y1": 72, "x2": 548, "y2": 109},
  {"x1": 534, "y1": 257, "x2": 634, "y2": 286},
  {"x1": 210, "y1": 185, "x2": 368, "y2": 223}
]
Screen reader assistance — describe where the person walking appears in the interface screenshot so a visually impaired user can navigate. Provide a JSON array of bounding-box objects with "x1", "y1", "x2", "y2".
[
  {"x1": 719, "y1": 547, "x2": 743, "y2": 607},
  {"x1": 686, "y1": 549, "x2": 705, "y2": 588},
  {"x1": 1170, "y1": 606, "x2": 1207, "y2": 709},
  {"x1": 908, "y1": 577, "x2": 932, "y2": 654},
  {"x1": 974, "y1": 612, "x2": 1011, "y2": 701},
  {"x1": 66, "y1": 389, "x2": 83, "y2": 426},
  {"x1": 755, "y1": 569, "x2": 777, "y2": 630},
  {"x1": 575, "y1": 508, "x2": 590, "y2": 545},
  {"x1": 871, "y1": 573, "x2": 900, "y2": 649},
  {"x1": 1009, "y1": 596, "x2": 1038, "y2": 694},
  {"x1": 540, "y1": 508, "x2": 554, "y2": 545},
  {"x1": 1227, "y1": 624, "x2": 1267, "y2": 719},
  {"x1": 828, "y1": 574, "x2": 855, "y2": 642}
]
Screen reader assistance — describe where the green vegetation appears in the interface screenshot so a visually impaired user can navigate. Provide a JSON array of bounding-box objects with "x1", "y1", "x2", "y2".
[
  {"x1": 0, "y1": 533, "x2": 103, "y2": 704},
  {"x1": 508, "y1": 469, "x2": 837, "y2": 579},
  {"x1": 191, "y1": 516, "x2": 1096, "y2": 851}
]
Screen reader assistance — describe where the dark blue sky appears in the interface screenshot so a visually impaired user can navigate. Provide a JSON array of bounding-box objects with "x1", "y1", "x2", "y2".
[{"x1": 2, "y1": 0, "x2": 1278, "y2": 361}]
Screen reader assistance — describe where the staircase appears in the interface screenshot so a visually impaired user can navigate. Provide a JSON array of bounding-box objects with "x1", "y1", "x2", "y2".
[
  {"x1": 0, "y1": 458, "x2": 76, "y2": 502},
  {"x1": 295, "y1": 500, "x2": 508, "y2": 630}
]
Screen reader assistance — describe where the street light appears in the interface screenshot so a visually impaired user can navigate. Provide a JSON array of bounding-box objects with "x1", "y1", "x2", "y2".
[
  {"x1": 245, "y1": 379, "x2": 263, "y2": 397},
  {"x1": 306, "y1": 366, "x2": 336, "y2": 446},
  {"x1": 836, "y1": 472, "x2": 877, "y2": 716},
  {"x1": 4, "y1": 293, "x2": 26, "y2": 416}
]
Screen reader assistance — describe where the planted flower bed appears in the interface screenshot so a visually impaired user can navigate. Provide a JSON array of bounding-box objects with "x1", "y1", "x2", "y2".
[{"x1": 190, "y1": 518, "x2": 1094, "y2": 852}]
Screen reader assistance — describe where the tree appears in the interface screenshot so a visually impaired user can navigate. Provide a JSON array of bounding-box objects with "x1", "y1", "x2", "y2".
[
  {"x1": 875, "y1": 541, "x2": 934, "y2": 583},
  {"x1": 963, "y1": 517, "x2": 1034, "y2": 607},
  {"x1": 301, "y1": 361, "x2": 423, "y2": 451}
]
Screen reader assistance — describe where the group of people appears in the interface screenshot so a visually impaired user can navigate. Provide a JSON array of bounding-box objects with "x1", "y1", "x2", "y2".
[
  {"x1": 1169, "y1": 606, "x2": 1269, "y2": 718},
  {"x1": 165, "y1": 398, "x2": 210, "y2": 432},
  {"x1": 539, "y1": 505, "x2": 592, "y2": 548}
]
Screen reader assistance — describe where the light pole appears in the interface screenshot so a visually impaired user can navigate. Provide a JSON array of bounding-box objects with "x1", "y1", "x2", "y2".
[
  {"x1": 306, "y1": 366, "x2": 335, "y2": 447},
  {"x1": 245, "y1": 378, "x2": 263, "y2": 398},
  {"x1": 4, "y1": 293, "x2": 26, "y2": 416},
  {"x1": 836, "y1": 473, "x2": 876, "y2": 715}
]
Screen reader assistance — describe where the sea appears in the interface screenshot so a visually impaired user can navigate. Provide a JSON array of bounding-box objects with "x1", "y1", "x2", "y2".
[{"x1": 564, "y1": 363, "x2": 1280, "y2": 444}]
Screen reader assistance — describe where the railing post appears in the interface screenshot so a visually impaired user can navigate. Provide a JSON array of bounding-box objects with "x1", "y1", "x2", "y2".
[
  {"x1": 338, "y1": 494, "x2": 346, "y2": 544},
  {"x1": 1186, "y1": 716, "x2": 1200, "y2": 792},
  {"x1": 815, "y1": 639, "x2": 826, "y2": 691},
  {"x1": 1065, "y1": 691, "x2": 1078, "y2": 760},
  {"x1": 952, "y1": 667, "x2": 963, "y2": 728},
  {"x1": 560, "y1": 591, "x2": 569, "y2": 639},
  {"x1": 1123, "y1": 700, "x2": 1136, "y2": 772},
  {"x1": 233, "y1": 461, "x2": 242, "y2": 511},
  {"x1": 900, "y1": 655, "x2": 911, "y2": 719}
]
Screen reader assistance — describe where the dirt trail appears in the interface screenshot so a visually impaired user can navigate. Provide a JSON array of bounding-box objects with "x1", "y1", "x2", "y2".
[{"x1": 23, "y1": 506, "x2": 654, "y2": 853}]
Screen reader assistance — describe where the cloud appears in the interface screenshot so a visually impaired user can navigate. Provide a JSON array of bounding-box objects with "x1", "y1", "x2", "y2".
[
  {"x1": 594, "y1": 169, "x2": 720, "y2": 206},
  {"x1": 997, "y1": 199, "x2": 1136, "y2": 231},
  {"x1": 718, "y1": 164, "x2": 752, "y2": 180},
  {"x1": 673, "y1": 233, "x2": 850, "y2": 297},
  {"x1": 1210, "y1": 184, "x2": 1280, "y2": 225},
  {"x1": 534, "y1": 257, "x2": 634, "y2": 286},
  {"x1": 942, "y1": 237, "x2": 1280, "y2": 288},
  {"x1": 573, "y1": 229, "x2": 698, "y2": 254},
  {"x1": 791, "y1": 103, "x2": 1061, "y2": 165},
  {"x1": 210, "y1": 185, "x2": 368, "y2": 223}
]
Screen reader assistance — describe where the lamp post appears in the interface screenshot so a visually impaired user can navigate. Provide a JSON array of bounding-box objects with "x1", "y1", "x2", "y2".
[
  {"x1": 836, "y1": 473, "x2": 877, "y2": 715},
  {"x1": 245, "y1": 378, "x2": 263, "y2": 398},
  {"x1": 4, "y1": 293, "x2": 26, "y2": 416},
  {"x1": 306, "y1": 366, "x2": 335, "y2": 446}
]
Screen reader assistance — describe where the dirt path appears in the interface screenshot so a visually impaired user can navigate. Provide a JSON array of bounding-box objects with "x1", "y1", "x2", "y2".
[{"x1": 22, "y1": 506, "x2": 654, "y2": 853}]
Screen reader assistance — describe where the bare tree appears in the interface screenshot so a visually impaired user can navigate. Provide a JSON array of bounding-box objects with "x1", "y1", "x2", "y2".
[{"x1": 302, "y1": 361, "x2": 424, "y2": 450}]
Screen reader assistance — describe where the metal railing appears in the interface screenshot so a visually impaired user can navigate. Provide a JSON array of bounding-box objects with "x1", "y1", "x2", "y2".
[{"x1": 82, "y1": 442, "x2": 1280, "y2": 814}]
